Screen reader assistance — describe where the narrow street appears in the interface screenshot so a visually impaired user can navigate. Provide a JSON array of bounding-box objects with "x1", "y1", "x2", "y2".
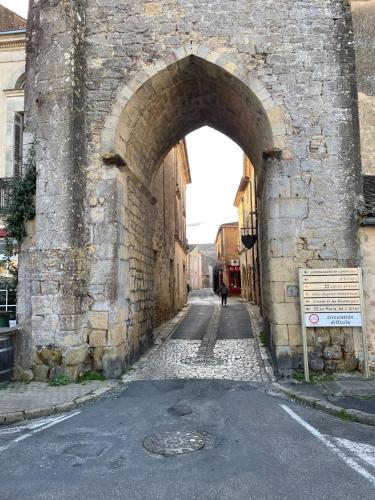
[
  {"x1": 0, "y1": 289, "x2": 374, "y2": 499},
  {"x1": 126, "y1": 289, "x2": 271, "y2": 382}
]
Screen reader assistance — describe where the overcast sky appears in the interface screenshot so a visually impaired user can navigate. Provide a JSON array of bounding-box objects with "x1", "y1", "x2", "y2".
[
  {"x1": 2, "y1": 1, "x2": 243, "y2": 245},
  {"x1": 185, "y1": 128, "x2": 242, "y2": 244}
]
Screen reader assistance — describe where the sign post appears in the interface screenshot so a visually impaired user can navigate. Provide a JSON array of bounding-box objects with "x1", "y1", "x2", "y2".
[
  {"x1": 298, "y1": 270, "x2": 309, "y2": 382},
  {"x1": 299, "y1": 268, "x2": 369, "y2": 382}
]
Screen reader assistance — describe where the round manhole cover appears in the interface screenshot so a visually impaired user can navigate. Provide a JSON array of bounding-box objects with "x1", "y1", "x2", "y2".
[
  {"x1": 143, "y1": 431, "x2": 206, "y2": 456},
  {"x1": 181, "y1": 357, "x2": 227, "y2": 366}
]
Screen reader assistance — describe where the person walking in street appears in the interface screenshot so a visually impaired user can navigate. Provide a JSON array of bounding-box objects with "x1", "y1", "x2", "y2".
[{"x1": 219, "y1": 282, "x2": 229, "y2": 307}]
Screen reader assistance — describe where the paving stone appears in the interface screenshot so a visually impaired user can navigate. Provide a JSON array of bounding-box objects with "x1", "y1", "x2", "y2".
[{"x1": 125, "y1": 296, "x2": 272, "y2": 383}]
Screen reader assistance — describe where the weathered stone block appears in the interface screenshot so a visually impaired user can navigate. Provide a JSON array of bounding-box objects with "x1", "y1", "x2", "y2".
[
  {"x1": 272, "y1": 324, "x2": 289, "y2": 346},
  {"x1": 323, "y1": 345, "x2": 343, "y2": 360},
  {"x1": 41, "y1": 281, "x2": 60, "y2": 295},
  {"x1": 314, "y1": 330, "x2": 331, "y2": 347},
  {"x1": 102, "y1": 345, "x2": 126, "y2": 379},
  {"x1": 33, "y1": 364, "x2": 49, "y2": 382},
  {"x1": 108, "y1": 324, "x2": 125, "y2": 346},
  {"x1": 64, "y1": 345, "x2": 88, "y2": 366},
  {"x1": 93, "y1": 347, "x2": 104, "y2": 370},
  {"x1": 88, "y1": 311, "x2": 109, "y2": 330},
  {"x1": 343, "y1": 351, "x2": 359, "y2": 371},
  {"x1": 64, "y1": 365, "x2": 81, "y2": 381},
  {"x1": 38, "y1": 347, "x2": 62, "y2": 367},
  {"x1": 330, "y1": 330, "x2": 345, "y2": 346},
  {"x1": 32, "y1": 295, "x2": 53, "y2": 316},
  {"x1": 272, "y1": 302, "x2": 300, "y2": 325},
  {"x1": 308, "y1": 352, "x2": 324, "y2": 372},
  {"x1": 288, "y1": 324, "x2": 312, "y2": 347},
  {"x1": 89, "y1": 330, "x2": 107, "y2": 347},
  {"x1": 12, "y1": 367, "x2": 34, "y2": 383}
]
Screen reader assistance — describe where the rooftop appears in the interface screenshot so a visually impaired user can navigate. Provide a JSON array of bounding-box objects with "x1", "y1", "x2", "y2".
[{"x1": 0, "y1": 5, "x2": 26, "y2": 32}]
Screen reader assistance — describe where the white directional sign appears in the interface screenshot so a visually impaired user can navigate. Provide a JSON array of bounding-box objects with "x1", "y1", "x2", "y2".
[
  {"x1": 305, "y1": 312, "x2": 362, "y2": 327},
  {"x1": 298, "y1": 267, "x2": 369, "y2": 381},
  {"x1": 300, "y1": 268, "x2": 363, "y2": 327}
]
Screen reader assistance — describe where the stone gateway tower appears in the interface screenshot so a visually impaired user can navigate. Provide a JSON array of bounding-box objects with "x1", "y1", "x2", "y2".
[{"x1": 16, "y1": 0, "x2": 365, "y2": 380}]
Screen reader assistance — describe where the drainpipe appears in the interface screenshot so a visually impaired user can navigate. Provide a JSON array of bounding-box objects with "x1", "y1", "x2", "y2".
[{"x1": 361, "y1": 218, "x2": 375, "y2": 226}]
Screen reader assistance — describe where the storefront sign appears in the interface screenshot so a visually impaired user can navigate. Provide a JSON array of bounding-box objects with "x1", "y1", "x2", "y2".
[
  {"x1": 230, "y1": 260, "x2": 240, "y2": 267},
  {"x1": 298, "y1": 267, "x2": 369, "y2": 381}
]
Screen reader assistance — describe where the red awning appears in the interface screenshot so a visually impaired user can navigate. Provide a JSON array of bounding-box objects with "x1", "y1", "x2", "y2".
[{"x1": 0, "y1": 228, "x2": 8, "y2": 237}]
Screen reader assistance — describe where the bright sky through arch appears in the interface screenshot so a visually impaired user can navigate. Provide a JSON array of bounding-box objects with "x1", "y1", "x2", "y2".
[{"x1": 185, "y1": 127, "x2": 243, "y2": 245}]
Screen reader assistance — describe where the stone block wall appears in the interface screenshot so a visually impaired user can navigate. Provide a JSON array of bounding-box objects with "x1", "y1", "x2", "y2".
[
  {"x1": 19, "y1": 0, "x2": 366, "y2": 379},
  {"x1": 151, "y1": 150, "x2": 177, "y2": 326},
  {"x1": 352, "y1": 1, "x2": 375, "y2": 371},
  {"x1": 352, "y1": 0, "x2": 375, "y2": 175}
]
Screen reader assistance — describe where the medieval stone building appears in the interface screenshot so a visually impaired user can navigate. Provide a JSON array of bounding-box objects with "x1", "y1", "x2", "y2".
[
  {"x1": 13, "y1": 0, "x2": 375, "y2": 379},
  {"x1": 0, "y1": 6, "x2": 26, "y2": 293},
  {"x1": 215, "y1": 223, "x2": 241, "y2": 296},
  {"x1": 152, "y1": 140, "x2": 190, "y2": 327},
  {"x1": 234, "y1": 156, "x2": 261, "y2": 306}
]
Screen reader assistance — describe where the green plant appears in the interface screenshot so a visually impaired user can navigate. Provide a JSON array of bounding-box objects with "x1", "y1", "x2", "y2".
[
  {"x1": 78, "y1": 371, "x2": 105, "y2": 383},
  {"x1": 310, "y1": 373, "x2": 335, "y2": 384},
  {"x1": 259, "y1": 331, "x2": 268, "y2": 347},
  {"x1": 293, "y1": 372, "x2": 336, "y2": 383},
  {"x1": 0, "y1": 148, "x2": 37, "y2": 296},
  {"x1": 293, "y1": 372, "x2": 306, "y2": 382},
  {"x1": 336, "y1": 410, "x2": 356, "y2": 423},
  {"x1": 49, "y1": 374, "x2": 72, "y2": 387},
  {"x1": 4, "y1": 148, "x2": 37, "y2": 251}
]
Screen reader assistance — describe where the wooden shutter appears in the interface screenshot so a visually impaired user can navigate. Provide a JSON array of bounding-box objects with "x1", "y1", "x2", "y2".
[{"x1": 13, "y1": 112, "x2": 24, "y2": 178}]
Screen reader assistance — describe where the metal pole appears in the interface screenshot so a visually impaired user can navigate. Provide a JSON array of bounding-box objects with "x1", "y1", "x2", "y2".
[
  {"x1": 358, "y1": 267, "x2": 370, "y2": 379},
  {"x1": 299, "y1": 269, "x2": 310, "y2": 382}
]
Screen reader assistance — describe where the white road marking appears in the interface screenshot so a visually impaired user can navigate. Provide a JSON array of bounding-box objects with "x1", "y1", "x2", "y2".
[
  {"x1": 0, "y1": 411, "x2": 80, "y2": 452},
  {"x1": 335, "y1": 438, "x2": 375, "y2": 469},
  {"x1": 280, "y1": 404, "x2": 375, "y2": 487},
  {"x1": 0, "y1": 414, "x2": 71, "y2": 435}
]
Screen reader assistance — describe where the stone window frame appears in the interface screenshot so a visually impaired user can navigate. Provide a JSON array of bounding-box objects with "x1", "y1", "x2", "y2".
[{"x1": 3, "y1": 69, "x2": 25, "y2": 178}]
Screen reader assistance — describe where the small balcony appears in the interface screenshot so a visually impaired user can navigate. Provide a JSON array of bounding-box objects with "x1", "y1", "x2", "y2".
[{"x1": 0, "y1": 178, "x2": 12, "y2": 214}]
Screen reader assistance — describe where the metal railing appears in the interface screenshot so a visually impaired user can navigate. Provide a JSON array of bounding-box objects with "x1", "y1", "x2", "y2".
[{"x1": 0, "y1": 178, "x2": 12, "y2": 213}]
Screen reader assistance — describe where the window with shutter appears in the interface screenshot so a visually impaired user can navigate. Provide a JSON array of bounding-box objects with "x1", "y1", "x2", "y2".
[{"x1": 13, "y1": 112, "x2": 24, "y2": 178}]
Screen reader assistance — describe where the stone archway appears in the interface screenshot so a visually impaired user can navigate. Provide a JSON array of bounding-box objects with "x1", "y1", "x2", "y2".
[
  {"x1": 18, "y1": 1, "x2": 364, "y2": 381},
  {"x1": 90, "y1": 53, "x2": 290, "y2": 377}
]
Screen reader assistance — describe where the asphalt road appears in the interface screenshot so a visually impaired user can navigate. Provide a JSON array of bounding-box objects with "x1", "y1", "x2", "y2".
[
  {"x1": 0, "y1": 379, "x2": 374, "y2": 499},
  {"x1": 172, "y1": 304, "x2": 215, "y2": 340},
  {"x1": 173, "y1": 290, "x2": 252, "y2": 341}
]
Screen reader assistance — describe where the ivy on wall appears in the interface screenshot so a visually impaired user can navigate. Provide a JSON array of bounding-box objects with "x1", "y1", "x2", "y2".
[
  {"x1": 0, "y1": 147, "x2": 37, "y2": 295},
  {"x1": 4, "y1": 147, "x2": 36, "y2": 252}
]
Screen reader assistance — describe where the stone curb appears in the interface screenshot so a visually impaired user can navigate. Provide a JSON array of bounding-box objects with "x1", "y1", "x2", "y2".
[
  {"x1": 243, "y1": 302, "x2": 276, "y2": 382},
  {"x1": 274, "y1": 383, "x2": 375, "y2": 427},
  {"x1": 0, "y1": 381, "x2": 119, "y2": 426}
]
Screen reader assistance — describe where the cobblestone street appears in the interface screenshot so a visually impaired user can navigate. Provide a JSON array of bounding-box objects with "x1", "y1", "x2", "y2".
[{"x1": 125, "y1": 290, "x2": 273, "y2": 383}]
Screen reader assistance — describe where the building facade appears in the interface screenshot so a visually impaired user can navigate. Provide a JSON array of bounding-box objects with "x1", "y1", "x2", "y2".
[
  {"x1": 151, "y1": 140, "x2": 190, "y2": 327},
  {"x1": 215, "y1": 223, "x2": 241, "y2": 296},
  {"x1": 15, "y1": 1, "x2": 375, "y2": 379},
  {"x1": 196, "y1": 244, "x2": 216, "y2": 289},
  {"x1": 187, "y1": 246, "x2": 202, "y2": 291},
  {"x1": 352, "y1": 1, "x2": 375, "y2": 368},
  {"x1": 234, "y1": 156, "x2": 261, "y2": 306},
  {"x1": 0, "y1": 6, "x2": 25, "y2": 304}
]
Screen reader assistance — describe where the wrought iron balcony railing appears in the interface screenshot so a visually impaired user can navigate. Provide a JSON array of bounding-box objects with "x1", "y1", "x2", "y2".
[{"x1": 0, "y1": 178, "x2": 12, "y2": 213}]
